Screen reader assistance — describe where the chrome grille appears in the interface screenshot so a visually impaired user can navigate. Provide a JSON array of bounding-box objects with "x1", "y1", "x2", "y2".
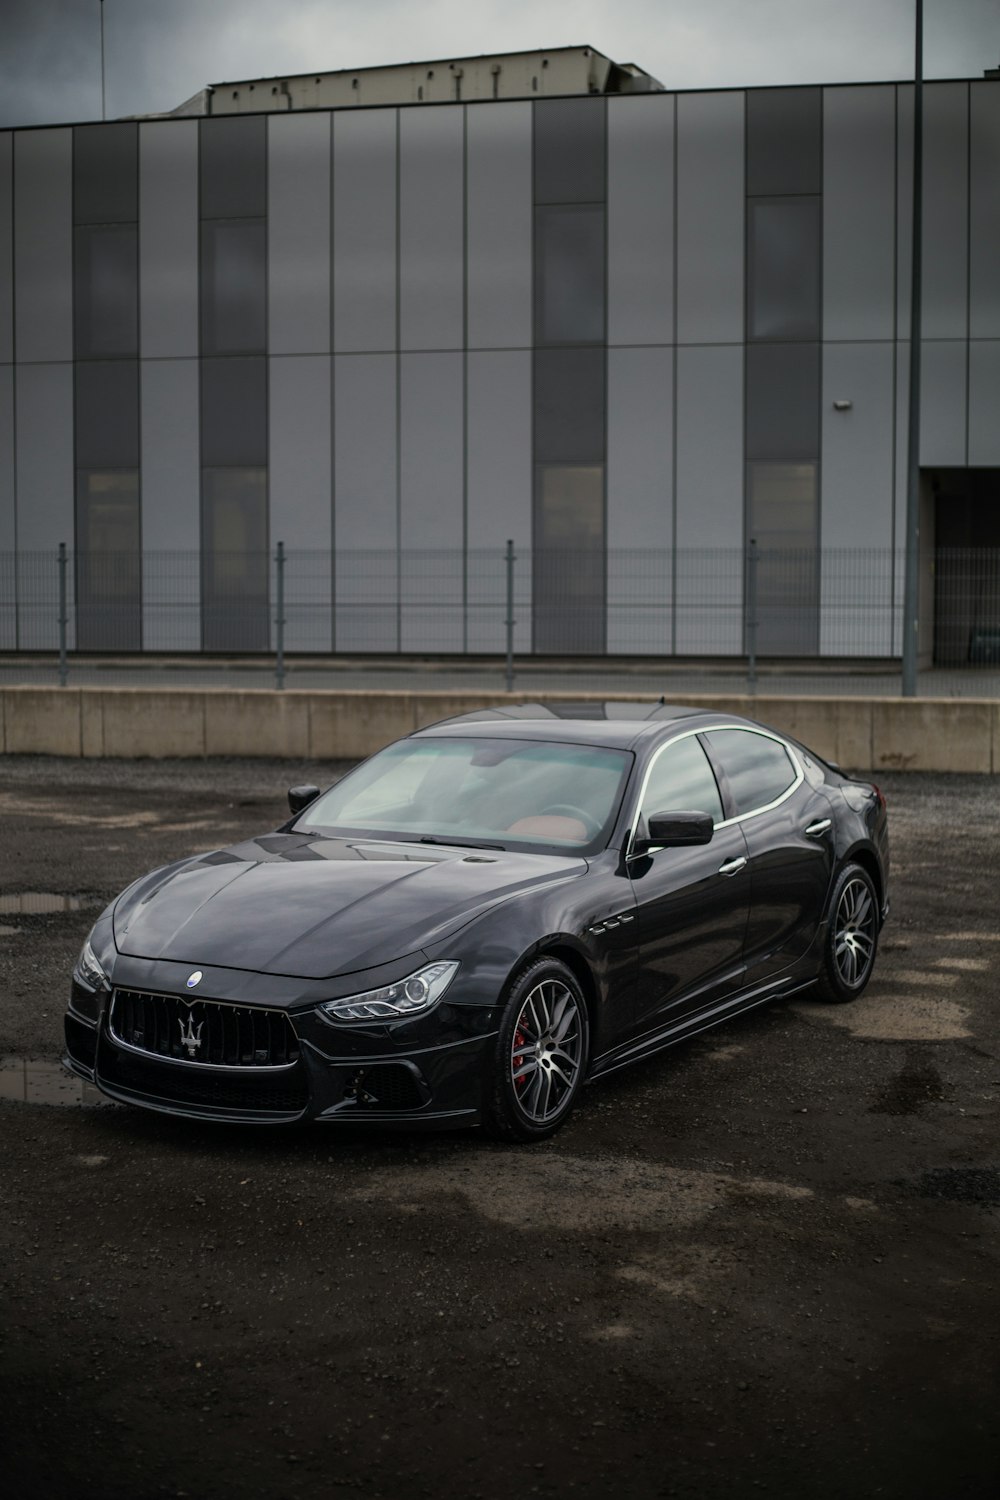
[{"x1": 108, "y1": 988, "x2": 300, "y2": 1070}]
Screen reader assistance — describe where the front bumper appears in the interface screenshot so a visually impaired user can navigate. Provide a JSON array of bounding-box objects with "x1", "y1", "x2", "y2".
[{"x1": 64, "y1": 991, "x2": 498, "y2": 1130}]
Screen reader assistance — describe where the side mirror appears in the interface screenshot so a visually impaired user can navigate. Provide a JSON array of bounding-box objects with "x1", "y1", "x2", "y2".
[
  {"x1": 287, "y1": 784, "x2": 321, "y2": 816},
  {"x1": 633, "y1": 809, "x2": 715, "y2": 856}
]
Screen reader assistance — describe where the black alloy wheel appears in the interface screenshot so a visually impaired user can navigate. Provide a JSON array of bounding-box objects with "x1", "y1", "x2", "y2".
[
  {"x1": 814, "y1": 861, "x2": 879, "y2": 1004},
  {"x1": 484, "y1": 957, "x2": 590, "y2": 1142}
]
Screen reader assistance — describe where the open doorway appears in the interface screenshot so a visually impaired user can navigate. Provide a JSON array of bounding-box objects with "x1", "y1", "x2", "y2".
[{"x1": 928, "y1": 468, "x2": 1000, "y2": 666}]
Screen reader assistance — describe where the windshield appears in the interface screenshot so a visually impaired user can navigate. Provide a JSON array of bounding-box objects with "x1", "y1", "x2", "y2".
[{"x1": 296, "y1": 736, "x2": 632, "y2": 852}]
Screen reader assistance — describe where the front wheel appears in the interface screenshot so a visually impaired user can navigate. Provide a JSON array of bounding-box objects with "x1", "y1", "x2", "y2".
[
  {"x1": 813, "y1": 862, "x2": 879, "y2": 1004},
  {"x1": 483, "y1": 957, "x2": 590, "y2": 1142}
]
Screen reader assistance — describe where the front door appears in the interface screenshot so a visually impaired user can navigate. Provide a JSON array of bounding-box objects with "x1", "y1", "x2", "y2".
[{"x1": 628, "y1": 733, "x2": 750, "y2": 1039}]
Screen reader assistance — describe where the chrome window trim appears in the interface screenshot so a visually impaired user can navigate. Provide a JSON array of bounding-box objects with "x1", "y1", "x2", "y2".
[
  {"x1": 626, "y1": 724, "x2": 803, "y2": 859},
  {"x1": 107, "y1": 989, "x2": 300, "y2": 1072}
]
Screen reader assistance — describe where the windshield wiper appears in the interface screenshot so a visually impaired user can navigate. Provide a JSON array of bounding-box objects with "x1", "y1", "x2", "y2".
[{"x1": 417, "y1": 835, "x2": 506, "y2": 852}]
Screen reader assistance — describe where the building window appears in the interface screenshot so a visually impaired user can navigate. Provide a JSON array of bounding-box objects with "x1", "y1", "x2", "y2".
[
  {"x1": 73, "y1": 122, "x2": 137, "y2": 225},
  {"x1": 532, "y1": 99, "x2": 607, "y2": 654},
  {"x1": 745, "y1": 343, "x2": 821, "y2": 461},
  {"x1": 745, "y1": 87, "x2": 821, "y2": 198},
  {"x1": 201, "y1": 467, "x2": 269, "y2": 651},
  {"x1": 534, "y1": 463, "x2": 605, "y2": 654},
  {"x1": 200, "y1": 218, "x2": 267, "y2": 354},
  {"x1": 747, "y1": 462, "x2": 819, "y2": 656},
  {"x1": 75, "y1": 359, "x2": 140, "y2": 469},
  {"x1": 199, "y1": 116, "x2": 267, "y2": 219},
  {"x1": 75, "y1": 470, "x2": 141, "y2": 650},
  {"x1": 533, "y1": 97, "x2": 607, "y2": 204},
  {"x1": 74, "y1": 224, "x2": 138, "y2": 357},
  {"x1": 747, "y1": 198, "x2": 821, "y2": 341},
  {"x1": 744, "y1": 87, "x2": 822, "y2": 657},
  {"x1": 199, "y1": 117, "x2": 268, "y2": 651},
  {"x1": 533, "y1": 348, "x2": 606, "y2": 463},
  {"x1": 535, "y1": 204, "x2": 605, "y2": 346},
  {"x1": 73, "y1": 123, "x2": 141, "y2": 650}
]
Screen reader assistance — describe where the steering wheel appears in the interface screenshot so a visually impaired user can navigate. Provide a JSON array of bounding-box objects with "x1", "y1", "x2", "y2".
[{"x1": 540, "y1": 803, "x2": 602, "y2": 838}]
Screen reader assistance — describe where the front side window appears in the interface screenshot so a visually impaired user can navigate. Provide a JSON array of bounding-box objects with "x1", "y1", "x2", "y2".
[
  {"x1": 703, "y1": 729, "x2": 796, "y2": 817},
  {"x1": 640, "y1": 736, "x2": 723, "y2": 825},
  {"x1": 298, "y1": 737, "x2": 632, "y2": 852}
]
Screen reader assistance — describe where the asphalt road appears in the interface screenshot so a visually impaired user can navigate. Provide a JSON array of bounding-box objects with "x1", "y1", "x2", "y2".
[{"x1": 1, "y1": 755, "x2": 998, "y2": 1500}]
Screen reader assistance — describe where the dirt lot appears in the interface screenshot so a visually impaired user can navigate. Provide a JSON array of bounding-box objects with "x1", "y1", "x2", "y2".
[{"x1": 1, "y1": 755, "x2": 998, "y2": 1500}]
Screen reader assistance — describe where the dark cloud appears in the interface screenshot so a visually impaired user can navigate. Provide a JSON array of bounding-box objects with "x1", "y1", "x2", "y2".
[{"x1": 1, "y1": 0, "x2": 996, "y2": 130}]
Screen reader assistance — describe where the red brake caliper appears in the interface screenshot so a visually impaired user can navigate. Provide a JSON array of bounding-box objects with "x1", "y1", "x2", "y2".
[{"x1": 512, "y1": 1019, "x2": 528, "y2": 1091}]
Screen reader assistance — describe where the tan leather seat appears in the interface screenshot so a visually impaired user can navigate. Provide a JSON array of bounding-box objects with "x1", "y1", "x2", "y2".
[{"x1": 504, "y1": 815, "x2": 588, "y2": 842}]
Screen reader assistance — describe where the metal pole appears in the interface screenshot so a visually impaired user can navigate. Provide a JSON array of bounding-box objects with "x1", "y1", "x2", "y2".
[
  {"x1": 504, "y1": 539, "x2": 515, "y2": 693},
  {"x1": 902, "y1": 0, "x2": 924, "y2": 697},
  {"x1": 747, "y1": 537, "x2": 758, "y2": 696},
  {"x1": 99, "y1": 0, "x2": 106, "y2": 121},
  {"x1": 275, "y1": 541, "x2": 285, "y2": 691},
  {"x1": 58, "y1": 543, "x2": 68, "y2": 687}
]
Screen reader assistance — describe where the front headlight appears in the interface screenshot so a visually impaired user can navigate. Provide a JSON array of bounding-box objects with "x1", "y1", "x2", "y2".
[
  {"x1": 73, "y1": 935, "x2": 110, "y2": 992},
  {"x1": 320, "y1": 961, "x2": 459, "y2": 1022}
]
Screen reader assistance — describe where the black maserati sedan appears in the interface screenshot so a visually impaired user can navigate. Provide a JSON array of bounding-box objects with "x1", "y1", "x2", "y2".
[{"x1": 64, "y1": 703, "x2": 889, "y2": 1141}]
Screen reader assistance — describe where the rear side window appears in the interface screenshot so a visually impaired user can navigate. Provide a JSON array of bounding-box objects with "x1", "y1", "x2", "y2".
[
  {"x1": 703, "y1": 729, "x2": 796, "y2": 817},
  {"x1": 641, "y1": 736, "x2": 724, "y2": 825}
]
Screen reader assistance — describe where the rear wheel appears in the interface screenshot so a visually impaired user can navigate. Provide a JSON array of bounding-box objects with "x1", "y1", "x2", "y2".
[
  {"x1": 814, "y1": 862, "x2": 879, "y2": 1004},
  {"x1": 483, "y1": 957, "x2": 589, "y2": 1142}
]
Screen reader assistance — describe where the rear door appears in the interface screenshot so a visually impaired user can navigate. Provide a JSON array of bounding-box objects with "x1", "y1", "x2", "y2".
[{"x1": 701, "y1": 727, "x2": 835, "y2": 987}]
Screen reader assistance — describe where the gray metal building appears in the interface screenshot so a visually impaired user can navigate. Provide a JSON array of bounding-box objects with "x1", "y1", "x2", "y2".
[{"x1": 0, "y1": 48, "x2": 997, "y2": 661}]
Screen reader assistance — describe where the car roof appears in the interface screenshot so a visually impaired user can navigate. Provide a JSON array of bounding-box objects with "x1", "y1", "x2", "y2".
[{"x1": 414, "y1": 701, "x2": 750, "y2": 751}]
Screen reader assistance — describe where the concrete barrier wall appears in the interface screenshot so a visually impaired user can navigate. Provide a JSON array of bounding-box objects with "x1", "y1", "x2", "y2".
[{"x1": 1, "y1": 686, "x2": 998, "y2": 772}]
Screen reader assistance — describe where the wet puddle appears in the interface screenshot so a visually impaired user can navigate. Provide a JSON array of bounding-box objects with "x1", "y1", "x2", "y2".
[
  {"x1": 0, "y1": 1056, "x2": 118, "y2": 1107},
  {"x1": 0, "y1": 892, "x2": 87, "y2": 915}
]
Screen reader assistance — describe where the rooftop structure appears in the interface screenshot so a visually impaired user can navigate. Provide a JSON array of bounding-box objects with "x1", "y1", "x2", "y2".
[{"x1": 169, "y1": 46, "x2": 664, "y2": 118}]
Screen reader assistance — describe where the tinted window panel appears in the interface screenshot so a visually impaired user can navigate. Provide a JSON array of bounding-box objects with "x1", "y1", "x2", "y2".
[
  {"x1": 534, "y1": 347, "x2": 605, "y2": 463},
  {"x1": 200, "y1": 357, "x2": 267, "y2": 466},
  {"x1": 745, "y1": 343, "x2": 820, "y2": 460},
  {"x1": 642, "y1": 737, "x2": 723, "y2": 823},
  {"x1": 75, "y1": 469, "x2": 141, "y2": 650},
  {"x1": 533, "y1": 463, "x2": 605, "y2": 654},
  {"x1": 535, "y1": 204, "x2": 605, "y2": 345},
  {"x1": 75, "y1": 360, "x2": 139, "y2": 468},
  {"x1": 705, "y1": 730, "x2": 796, "y2": 816},
  {"x1": 200, "y1": 218, "x2": 266, "y2": 354},
  {"x1": 74, "y1": 225, "x2": 138, "y2": 357},
  {"x1": 746, "y1": 88, "x2": 821, "y2": 196},
  {"x1": 200, "y1": 116, "x2": 266, "y2": 219},
  {"x1": 74, "y1": 123, "x2": 137, "y2": 224},
  {"x1": 533, "y1": 98, "x2": 606, "y2": 205},
  {"x1": 747, "y1": 463, "x2": 819, "y2": 655},
  {"x1": 201, "y1": 466, "x2": 269, "y2": 650},
  {"x1": 748, "y1": 199, "x2": 821, "y2": 340}
]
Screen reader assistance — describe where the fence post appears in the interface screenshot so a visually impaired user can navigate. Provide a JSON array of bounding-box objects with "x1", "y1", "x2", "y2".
[
  {"x1": 274, "y1": 540, "x2": 285, "y2": 691},
  {"x1": 746, "y1": 537, "x2": 758, "y2": 695},
  {"x1": 504, "y1": 539, "x2": 516, "y2": 693},
  {"x1": 57, "y1": 542, "x2": 68, "y2": 687}
]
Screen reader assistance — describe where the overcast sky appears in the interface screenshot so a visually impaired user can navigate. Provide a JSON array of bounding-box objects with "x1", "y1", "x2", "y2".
[{"x1": 2, "y1": 0, "x2": 998, "y2": 129}]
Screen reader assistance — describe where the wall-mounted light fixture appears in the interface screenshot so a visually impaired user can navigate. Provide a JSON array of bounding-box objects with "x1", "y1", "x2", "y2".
[{"x1": 832, "y1": 399, "x2": 853, "y2": 412}]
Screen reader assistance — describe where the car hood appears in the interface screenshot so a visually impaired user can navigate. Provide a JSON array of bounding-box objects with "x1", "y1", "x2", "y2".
[{"x1": 112, "y1": 831, "x2": 586, "y2": 980}]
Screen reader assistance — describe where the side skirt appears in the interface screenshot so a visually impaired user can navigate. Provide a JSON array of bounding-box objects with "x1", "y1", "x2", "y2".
[{"x1": 588, "y1": 974, "x2": 818, "y2": 1082}]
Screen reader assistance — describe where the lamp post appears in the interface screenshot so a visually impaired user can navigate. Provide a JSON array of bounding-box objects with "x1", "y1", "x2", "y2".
[
  {"x1": 901, "y1": 0, "x2": 924, "y2": 696},
  {"x1": 99, "y1": 0, "x2": 106, "y2": 120}
]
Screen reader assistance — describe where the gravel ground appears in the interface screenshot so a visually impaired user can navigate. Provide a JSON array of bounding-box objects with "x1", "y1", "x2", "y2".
[{"x1": 1, "y1": 755, "x2": 998, "y2": 1500}]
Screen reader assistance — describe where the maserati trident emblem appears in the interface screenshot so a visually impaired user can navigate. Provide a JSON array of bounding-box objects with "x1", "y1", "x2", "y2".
[
  {"x1": 179, "y1": 1010, "x2": 204, "y2": 1058},
  {"x1": 186, "y1": 971, "x2": 203, "y2": 989}
]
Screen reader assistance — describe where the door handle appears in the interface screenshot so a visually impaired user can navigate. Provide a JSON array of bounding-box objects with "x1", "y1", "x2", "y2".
[
  {"x1": 805, "y1": 819, "x2": 832, "y2": 837},
  {"x1": 718, "y1": 856, "x2": 748, "y2": 876}
]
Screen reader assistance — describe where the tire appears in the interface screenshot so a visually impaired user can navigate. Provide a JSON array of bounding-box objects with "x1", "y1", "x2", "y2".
[
  {"x1": 813, "y1": 862, "x2": 879, "y2": 1004},
  {"x1": 483, "y1": 957, "x2": 590, "y2": 1142}
]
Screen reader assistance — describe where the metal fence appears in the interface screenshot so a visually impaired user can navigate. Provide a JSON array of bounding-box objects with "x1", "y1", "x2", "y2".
[{"x1": 1, "y1": 544, "x2": 998, "y2": 697}]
